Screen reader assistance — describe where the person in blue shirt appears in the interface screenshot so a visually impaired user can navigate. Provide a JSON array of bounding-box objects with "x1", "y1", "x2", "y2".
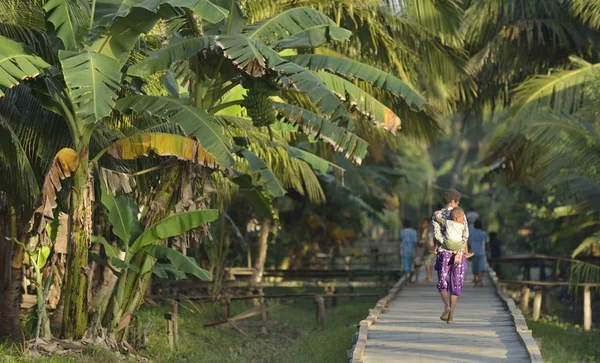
[
  {"x1": 400, "y1": 219, "x2": 418, "y2": 283},
  {"x1": 469, "y1": 219, "x2": 488, "y2": 287}
]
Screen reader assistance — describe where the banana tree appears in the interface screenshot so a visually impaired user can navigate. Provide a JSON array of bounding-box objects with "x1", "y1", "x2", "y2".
[
  {"x1": 116, "y1": 1, "x2": 429, "y2": 290},
  {"x1": 93, "y1": 174, "x2": 217, "y2": 341},
  {"x1": 0, "y1": 0, "x2": 238, "y2": 339}
]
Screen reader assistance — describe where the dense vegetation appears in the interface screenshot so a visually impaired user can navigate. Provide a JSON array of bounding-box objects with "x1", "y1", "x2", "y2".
[{"x1": 0, "y1": 0, "x2": 599, "y2": 360}]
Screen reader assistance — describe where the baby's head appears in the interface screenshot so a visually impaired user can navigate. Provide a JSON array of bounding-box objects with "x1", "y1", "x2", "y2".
[{"x1": 450, "y1": 207, "x2": 465, "y2": 223}]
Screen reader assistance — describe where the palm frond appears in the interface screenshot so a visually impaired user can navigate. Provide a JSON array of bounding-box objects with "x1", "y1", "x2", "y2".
[{"x1": 512, "y1": 57, "x2": 600, "y2": 118}]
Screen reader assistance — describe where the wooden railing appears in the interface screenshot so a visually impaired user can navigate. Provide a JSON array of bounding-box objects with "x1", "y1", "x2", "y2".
[{"x1": 499, "y1": 280, "x2": 600, "y2": 331}]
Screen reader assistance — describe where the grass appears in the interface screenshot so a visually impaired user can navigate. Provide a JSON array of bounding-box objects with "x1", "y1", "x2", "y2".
[
  {"x1": 139, "y1": 287, "x2": 380, "y2": 362},
  {"x1": 0, "y1": 287, "x2": 380, "y2": 363},
  {"x1": 527, "y1": 316, "x2": 600, "y2": 363}
]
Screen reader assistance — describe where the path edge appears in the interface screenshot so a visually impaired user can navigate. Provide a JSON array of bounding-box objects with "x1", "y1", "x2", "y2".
[
  {"x1": 347, "y1": 274, "x2": 407, "y2": 363},
  {"x1": 487, "y1": 265, "x2": 544, "y2": 362}
]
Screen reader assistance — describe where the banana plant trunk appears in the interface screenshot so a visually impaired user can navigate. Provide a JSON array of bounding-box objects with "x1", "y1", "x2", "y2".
[
  {"x1": 61, "y1": 155, "x2": 92, "y2": 339},
  {"x1": 252, "y1": 220, "x2": 272, "y2": 284},
  {"x1": 103, "y1": 168, "x2": 180, "y2": 342},
  {"x1": 0, "y1": 206, "x2": 24, "y2": 342}
]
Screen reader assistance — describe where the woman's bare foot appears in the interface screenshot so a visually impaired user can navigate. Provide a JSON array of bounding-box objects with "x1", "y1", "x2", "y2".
[
  {"x1": 446, "y1": 309, "x2": 454, "y2": 323},
  {"x1": 440, "y1": 307, "x2": 451, "y2": 321}
]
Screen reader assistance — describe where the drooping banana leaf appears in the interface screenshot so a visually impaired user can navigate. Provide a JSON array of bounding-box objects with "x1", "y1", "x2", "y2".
[
  {"x1": 43, "y1": 0, "x2": 89, "y2": 51},
  {"x1": 89, "y1": 8, "x2": 160, "y2": 65},
  {"x1": 216, "y1": 35, "x2": 353, "y2": 127},
  {"x1": 127, "y1": 36, "x2": 213, "y2": 77},
  {"x1": 99, "y1": 179, "x2": 142, "y2": 246},
  {"x1": 91, "y1": 0, "x2": 227, "y2": 64},
  {"x1": 115, "y1": 96, "x2": 235, "y2": 167},
  {"x1": 105, "y1": 132, "x2": 220, "y2": 168},
  {"x1": 239, "y1": 148, "x2": 286, "y2": 197},
  {"x1": 315, "y1": 71, "x2": 402, "y2": 134},
  {"x1": 0, "y1": 36, "x2": 51, "y2": 97},
  {"x1": 287, "y1": 54, "x2": 427, "y2": 111},
  {"x1": 143, "y1": 245, "x2": 210, "y2": 280},
  {"x1": 130, "y1": 209, "x2": 219, "y2": 253},
  {"x1": 243, "y1": 7, "x2": 351, "y2": 49},
  {"x1": 59, "y1": 50, "x2": 121, "y2": 124},
  {"x1": 93, "y1": 0, "x2": 229, "y2": 27},
  {"x1": 231, "y1": 175, "x2": 274, "y2": 221},
  {"x1": 275, "y1": 143, "x2": 330, "y2": 174},
  {"x1": 272, "y1": 102, "x2": 368, "y2": 164},
  {"x1": 153, "y1": 263, "x2": 187, "y2": 280}
]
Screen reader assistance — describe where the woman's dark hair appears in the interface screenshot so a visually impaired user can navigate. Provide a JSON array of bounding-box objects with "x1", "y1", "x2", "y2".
[
  {"x1": 443, "y1": 189, "x2": 462, "y2": 204},
  {"x1": 403, "y1": 219, "x2": 412, "y2": 228},
  {"x1": 474, "y1": 219, "x2": 483, "y2": 229}
]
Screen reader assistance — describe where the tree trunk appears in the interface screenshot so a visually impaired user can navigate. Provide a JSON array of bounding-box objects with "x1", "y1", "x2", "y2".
[
  {"x1": 61, "y1": 164, "x2": 92, "y2": 339},
  {"x1": 103, "y1": 168, "x2": 180, "y2": 342},
  {"x1": 252, "y1": 220, "x2": 272, "y2": 284},
  {"x1": 0, "y1": 205, "x2": 24, "y2": 342}
]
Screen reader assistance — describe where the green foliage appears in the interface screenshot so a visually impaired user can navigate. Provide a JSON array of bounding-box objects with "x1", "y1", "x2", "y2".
[
  {"x1": 528, "y1": 316, "x2": 600, "y2": 363},
  {"x1": 0, "y1": 35, "x2": 50, "y2": 96},
  {"x1": 130, "y1": 209, "x2": 219, "y2": 253},
  {"x1": 143, "y1": 245, "x2": 210, "y2": 280}
]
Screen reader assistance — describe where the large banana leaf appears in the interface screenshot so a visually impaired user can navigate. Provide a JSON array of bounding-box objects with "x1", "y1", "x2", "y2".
[
  {"x1": 272, "y1": 102, "x2": 368, "y2": 164},
  {"x1": 130, "y1": 209, "x2": 219, "y2": 253},
  {"x1": 89, "y1": 8, "x2": 160, "y2": 65},
  {"x1": 59, "y1": 50, "x2": 121, "y2": 124},
  {"x1": 94, "y1": 0, "x2": 228, "y2": 27},
  {"x1": 43, "y1": 0, "x2": 89, "y2": 51},
  {"x1": 105, "y1": 132, "x2": 220, "y2": 168},
  {"x1": 100, "y1": 179, "x2": 142, "y2": 246},
  {"x1": 115, "y1": 96, "x2": 235, "y2": 167},
  {"x1": 0, "y1": 36, "x2": 51, "y2": 97},
  {"x1": 239, "y1": 148, "x2": 286, "y2": 197},
  {"x1": 287, "y1": 54, "x2": 427, "y2": 111},
  {"x1": 315, "y1": 71, "x2": 402, "y2": 134},
  {"x1": 216, "y1": 35, "x2": 353, "y2": 127},
  {"x1": 243, "y1": 7, "x2": 351, "y2": 49},
  {"x1": 143, "y1": 245, "x2": 210, "y2": 280},
  {"x1": 91, "y1": 0, "x2": 226, "y2": 64},
  {"x1": 127, "y1": 36, "x2": 213, "y2": 77}
]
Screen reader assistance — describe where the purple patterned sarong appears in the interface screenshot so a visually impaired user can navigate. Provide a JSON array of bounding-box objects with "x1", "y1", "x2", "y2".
[{"x1": 435, "y1": 251, "x2": 467, "y2": 296}]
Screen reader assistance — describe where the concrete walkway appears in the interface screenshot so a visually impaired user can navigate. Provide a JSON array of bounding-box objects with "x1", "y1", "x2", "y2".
[{"x1": 362, "y1": 272, "x2": 532, "y2": 362}]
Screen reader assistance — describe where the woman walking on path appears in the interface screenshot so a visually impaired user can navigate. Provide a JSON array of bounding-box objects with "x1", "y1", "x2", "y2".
[
  {"x1": 419, "y1": 218, "x2": 435, "y2": 282},
  {"x1": 432, "y1": 189, "x2": 469, "y2": 323}
]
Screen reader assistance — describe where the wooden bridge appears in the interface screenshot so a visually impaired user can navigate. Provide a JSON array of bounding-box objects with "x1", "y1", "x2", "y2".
[{"x1": 351, "y1": 267, "x2": 543, "y2": 362}]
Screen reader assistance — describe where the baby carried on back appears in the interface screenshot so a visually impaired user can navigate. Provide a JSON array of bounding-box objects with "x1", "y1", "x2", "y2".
[{"x1": 434, "y1": 207, "x2": 474, "y2": 260}]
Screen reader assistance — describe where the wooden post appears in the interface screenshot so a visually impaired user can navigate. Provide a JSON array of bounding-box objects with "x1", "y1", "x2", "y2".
[
  {"x1": 164, "y1": 302, "x2": 178, "y2": 350},
  {"x1": 532, "y1": 288, "x2": 542, "y2": 321},
  {"x1": 520, "y1": 285, "x2": 530, "y2": 313},
  {"x1": 314, "y1": 295, "x2": 326, "y2": 329},
  {"x1": 172, "y1": 299, "x2": 179, "y2": 349},
  {"x1": 324, "y1": 285, "x2": 335, "y2": 308},
  {"x1": 260, "y1": 289, "x2": 268, "y2": 334},
  {"x1": 583, "y1": 286, "x2": 592, "y2": 332},
  {"x1": 220, "y1": 296, "x2": 230, "y2": 319},
  {"x1": 165, "y1": 312, "x2": 174, "y2": 349}
]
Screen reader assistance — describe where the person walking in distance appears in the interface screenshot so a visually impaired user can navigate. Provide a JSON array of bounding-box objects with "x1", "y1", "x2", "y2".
[
  {"x1": 400, "y1": 219, "x2": 418, "y2": 283},
  {"x1": 420, "y1": 218, "x2": 435, "y2": 282},
  {"x1": 469, "y1": 219, "x2": 488, "y2": 287},
  {"x1": 432, "y1": 189, "x2": 469, "y2": 323}
]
